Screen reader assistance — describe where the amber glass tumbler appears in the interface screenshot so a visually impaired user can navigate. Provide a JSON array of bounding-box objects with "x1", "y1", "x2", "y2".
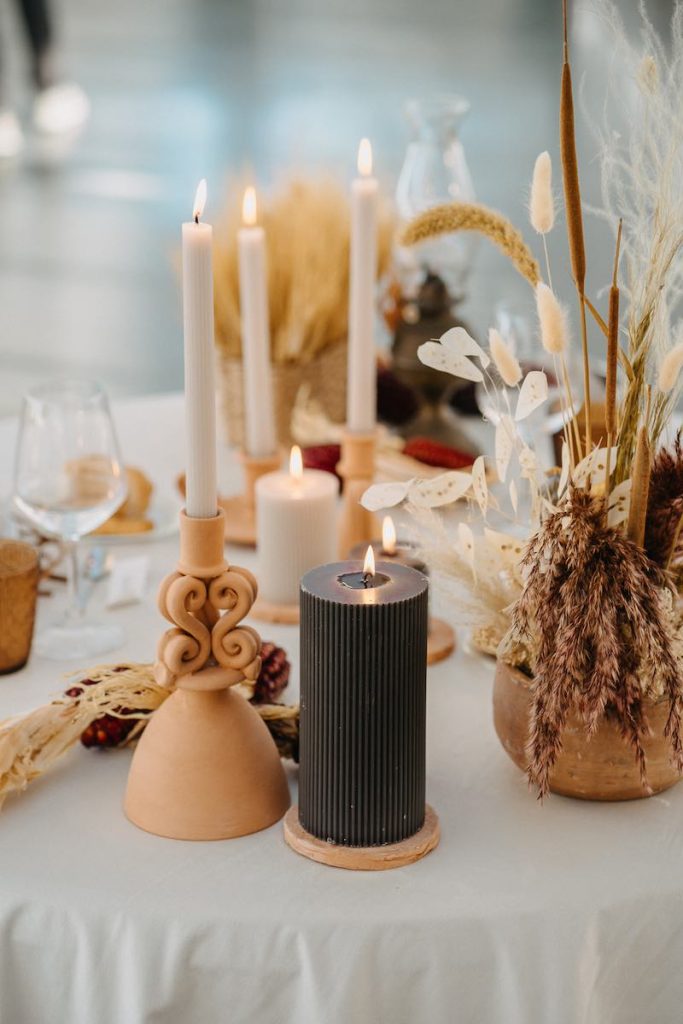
[{"x1": 0, "y1": 540, "x2": 39, "y2": 674}]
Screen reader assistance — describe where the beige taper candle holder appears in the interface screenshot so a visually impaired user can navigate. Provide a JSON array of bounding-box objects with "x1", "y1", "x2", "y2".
[
  {"x1": 222, "y1": 451, "x2": 281, "y2": 547},
  {"x1": 124, "y1": 507, "x2": 290, "y2": 840},
  {"x1": 337, "y1": 430, "x2": 378, "y2": 558}
]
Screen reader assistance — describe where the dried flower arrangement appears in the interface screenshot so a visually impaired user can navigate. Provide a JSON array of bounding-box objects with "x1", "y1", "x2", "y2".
[
  {"x1": 362, "y1": 0, "x2": 683, "y2": 797},
  {"x1": 213, "y1": 177, "x2": 393, "y2": 365}
]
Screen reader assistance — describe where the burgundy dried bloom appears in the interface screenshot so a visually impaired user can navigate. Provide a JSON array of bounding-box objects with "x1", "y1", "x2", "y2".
[{"x1": 645, "y1": 433, "x2": 683, "y2": 569}]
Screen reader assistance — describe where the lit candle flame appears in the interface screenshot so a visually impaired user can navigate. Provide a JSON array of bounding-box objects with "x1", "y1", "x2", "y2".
[
  {"x1": 381, "y1": 515, "x2": 397, "y2": 555},
  {"x1": 363, "y1": 544, "x2": 375, "y2": 579},
  {"x1": 289, "y1": 444, "x2": 303, "y2": 482},
  {"x1": 242, "y1": 186, "x2": 257, "y2": 227},
  {"x1": 193, "y1": 179, "x2": 207, "y2": 222},
  {"x1": 357, "y1": 138, "x2": 373, "y2": 177}
]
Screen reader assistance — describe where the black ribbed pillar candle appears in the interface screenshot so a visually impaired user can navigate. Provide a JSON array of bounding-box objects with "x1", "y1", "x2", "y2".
[{"x1": 299, "y1": 559, "x2": 429, "y2": 847}]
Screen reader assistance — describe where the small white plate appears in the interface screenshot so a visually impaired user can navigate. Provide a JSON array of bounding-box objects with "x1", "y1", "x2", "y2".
[{"x1": 85, "y1": 496, "x2": 179, "y2": 546}]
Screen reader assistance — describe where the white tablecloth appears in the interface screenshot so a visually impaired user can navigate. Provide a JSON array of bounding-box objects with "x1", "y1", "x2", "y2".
[{"x1": 1, "y1": 393, "x2": 682, "y2": 1024}]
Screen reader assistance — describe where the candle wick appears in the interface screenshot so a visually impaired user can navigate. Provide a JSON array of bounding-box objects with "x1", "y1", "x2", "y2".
[
  {"x1": 362, "y1": 573, "x2": 370, "y2": 588},
  {"x1": 194, "y1": 214, "x2": 199, "y2": 225}
]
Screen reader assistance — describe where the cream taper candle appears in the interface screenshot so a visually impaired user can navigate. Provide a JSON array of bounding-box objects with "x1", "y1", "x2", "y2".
[
  {"x1": 256, "y1": 446, "x2": 337, "y2": 606},
  {"x1": 238, "y1": 187, "x2": 277, "y2": 459},
  {"x1": 347, "y1": 138, "x2": 378, "y2": 434},
  {"x1": 182, "y1": 179, "x2": 218, "y2": 519}
]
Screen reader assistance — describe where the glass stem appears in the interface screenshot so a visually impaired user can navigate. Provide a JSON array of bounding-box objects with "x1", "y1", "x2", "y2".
[{"x1": 64, "y1": 541, "x2": 84, "y2": 623}]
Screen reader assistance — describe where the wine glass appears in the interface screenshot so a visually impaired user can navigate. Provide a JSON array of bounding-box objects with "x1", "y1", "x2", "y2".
[{"x1": 13, "y1": 379, "x2": 128, "y2": 660}]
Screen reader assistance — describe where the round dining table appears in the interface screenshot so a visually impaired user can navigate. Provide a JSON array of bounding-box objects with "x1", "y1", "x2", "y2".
[{"x1": 0, "y1": 391, "x2": 682, "y2": 1024}]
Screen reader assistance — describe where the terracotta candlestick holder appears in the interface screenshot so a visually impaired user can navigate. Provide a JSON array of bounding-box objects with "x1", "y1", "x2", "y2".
[
  {"x1": 221, "y1": 451, "x2": 281, "y2": 546},
  {"x1": 337, "y1": 430, "x2": 378, "y2": 557},
  {"x1": 124, "y1": 507, "x2": 290, "y2": 840}
]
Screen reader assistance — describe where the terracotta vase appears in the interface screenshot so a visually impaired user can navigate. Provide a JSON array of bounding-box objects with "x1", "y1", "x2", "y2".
[{"x1": 493, "y1": 659, "x2": 682, "y2": 801}]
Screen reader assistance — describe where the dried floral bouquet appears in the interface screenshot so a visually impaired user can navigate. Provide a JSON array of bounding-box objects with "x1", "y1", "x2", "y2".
[{"x1": 363, "y1": 0, "x2": 683, "y2": 796}]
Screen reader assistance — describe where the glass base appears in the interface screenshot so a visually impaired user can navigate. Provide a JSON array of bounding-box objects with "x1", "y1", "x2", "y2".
[{"x1": 34, "y1": 618, "x2": 125, "y2": 661}]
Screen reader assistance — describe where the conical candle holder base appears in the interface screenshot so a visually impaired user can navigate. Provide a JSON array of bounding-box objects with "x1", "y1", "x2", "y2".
[{"x1": 124, "y1": 508, "x2": 290, "y2": 840}]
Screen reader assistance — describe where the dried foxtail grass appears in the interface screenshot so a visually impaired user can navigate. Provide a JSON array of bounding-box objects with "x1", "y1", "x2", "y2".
[
  {"x1": 213, "y1": 178, "x2": 392, "y2": 365},
  {"x1": 508, "y1": 488, "x2": 683, "y2": 797},
  {"x1": 0, "y1": 664, "x2": 299, "y2": 808},
  {"x1": 400, "y1": 202, "x2": 540, "y2": 287}
]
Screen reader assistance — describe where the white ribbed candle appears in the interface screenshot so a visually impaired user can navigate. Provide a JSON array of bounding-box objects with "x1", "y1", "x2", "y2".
[
  {"x1": 238, "y1": 188, "x2": 277, "y2": 458},
  {"x1": 347, "y1": 139, "x2": 378, "y2": 434},
  {"x1": 182, "y1": 188, "x2": 217, "y2": 520},
  {"x1": 256, "y1": 467, "x2": 337, "y2": 605}
]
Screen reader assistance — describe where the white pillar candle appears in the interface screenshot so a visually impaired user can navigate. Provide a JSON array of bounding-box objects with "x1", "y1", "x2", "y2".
[
  {"x1": 238, "y1": 186, "x2": 277, "y2": 458},
  {"x1": 347, "y1": 138, "x2": 379, "y2": 434},
  {"x1": 256, "y1": 446, "x2": 338, "y2": 605},
  {"x1": 182, "y1": 179, "x2": 218, "y2": 519}
]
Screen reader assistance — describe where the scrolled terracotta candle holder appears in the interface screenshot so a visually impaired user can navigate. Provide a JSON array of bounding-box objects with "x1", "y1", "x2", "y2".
[
  {"x1": 337, "y1": 429, "x2": 378, "y2": 558},
  {"x1": 124, "y1": 507, "x2": 290, "y2": 840}
]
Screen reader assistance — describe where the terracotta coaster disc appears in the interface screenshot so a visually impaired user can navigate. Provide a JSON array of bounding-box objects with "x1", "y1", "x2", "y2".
[
  {"x1": 251, "y1": 598, "x2": 300, "y2": 625},
  {"x1": 219, "y1": 494, "x2": 256, "y2": 547},
  {"x1": 427, "y1": 617, "x2": 456, "y2": 666},
  {"x1": 283, "y1": 804, "x2": 440, "y2": 871}
]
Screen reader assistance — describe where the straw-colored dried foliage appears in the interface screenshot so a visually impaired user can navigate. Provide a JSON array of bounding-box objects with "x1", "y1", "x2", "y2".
[
  {"x1": 582, "y1": 2, "x2": 683, "y2": 479},
  {"x1": 507, "y1": 488, "x2": 683, "y2": 797},
  {"x1": 213, "y1": 178, "x2": 392, "y2": 365},
  {"x1": 0, "y1": 664, "x2": 299, "y2": 808}
]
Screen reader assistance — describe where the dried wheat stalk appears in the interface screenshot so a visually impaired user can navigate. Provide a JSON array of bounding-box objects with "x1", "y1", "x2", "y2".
[{"x1": 213, "y1": 178, "x2": 392, "y2": 365}]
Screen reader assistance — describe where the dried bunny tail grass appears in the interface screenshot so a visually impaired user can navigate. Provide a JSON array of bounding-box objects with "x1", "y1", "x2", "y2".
[
  {"x1": 529, "y1": 151, "x2": 555, "y2": 234},
  {"x1": 400, "y1": 202, "x2": 540, "y2": 287},
  {"x1": 658, "y1": 340, "x2": 683, "y2": 393},
  {"x1": 0, "y1": 664, "x2": 299, "y2": 808},
  {"x1": 535, "y1": 282, "x2": 569, "y2": 354},
  {"x1": 489, "y1": 327, "x2": 522, "y2": 386}
]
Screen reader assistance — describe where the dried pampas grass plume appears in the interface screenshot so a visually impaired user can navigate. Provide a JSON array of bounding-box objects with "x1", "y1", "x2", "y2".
[
  {"x1": 536, "y1": 282, "x2": 569, "y2": 354},
  {"x1": 530, "y1": 151, "x2": 555, "y2": 234},
  {"x1": 637, "y1": 54, "x2": 658, "y2": 95},
  {"x1": 400, "y1": 202, "x2": 540, "y2": 287},
  {"x1": 658, "y1": 341, "x2": 683, "y2": 394},
  {"x1": 489, "y1": 328, "x2": 522, "y2": 387}
]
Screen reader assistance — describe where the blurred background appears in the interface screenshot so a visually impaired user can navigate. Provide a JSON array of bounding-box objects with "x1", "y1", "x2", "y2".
[{"x1": 0, "y1": 0, "x2": 674, "y2": 416}]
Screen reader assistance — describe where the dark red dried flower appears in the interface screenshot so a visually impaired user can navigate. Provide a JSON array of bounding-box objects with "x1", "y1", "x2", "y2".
[{"x1": 645, "y1": 433, "x2": 683, "y2": 569}]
